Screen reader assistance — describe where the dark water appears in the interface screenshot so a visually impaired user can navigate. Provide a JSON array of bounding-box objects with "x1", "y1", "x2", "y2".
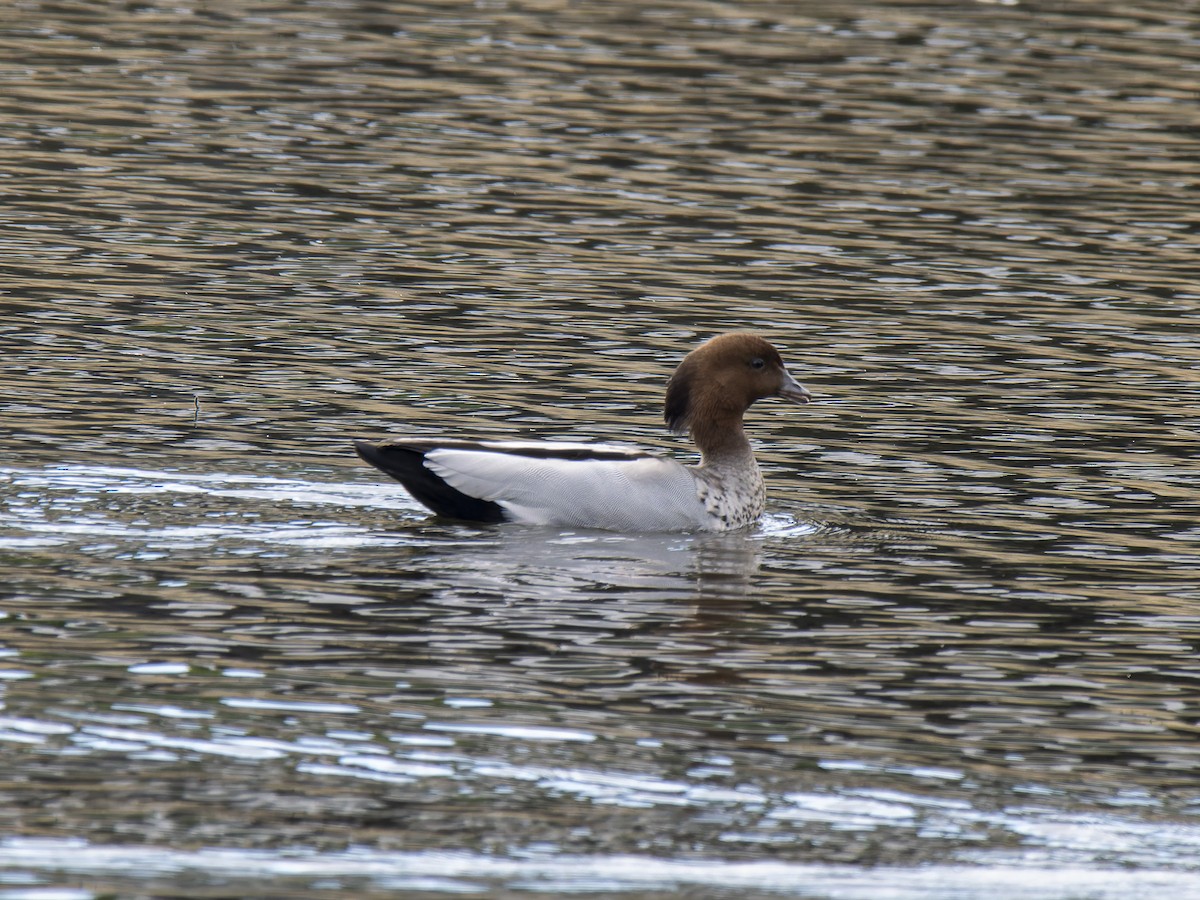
[{"x1": 2, "y1": 0, "x2": 1200, "y2": 896}]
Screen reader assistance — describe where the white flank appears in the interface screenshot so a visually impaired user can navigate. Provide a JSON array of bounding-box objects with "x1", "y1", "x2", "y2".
[{"x1": 423, "y1": 449, "x2": 712, "y2": 531}]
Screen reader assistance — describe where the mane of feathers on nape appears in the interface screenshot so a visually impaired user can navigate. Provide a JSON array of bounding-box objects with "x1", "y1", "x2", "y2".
[{"x1": 663, "y1": 358, "x2": 695, "y2": 435}]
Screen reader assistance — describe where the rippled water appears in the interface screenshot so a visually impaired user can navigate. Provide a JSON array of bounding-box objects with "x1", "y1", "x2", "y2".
[{"x1": 3, "y1": 0, "x2": 1200, "y2": 896}]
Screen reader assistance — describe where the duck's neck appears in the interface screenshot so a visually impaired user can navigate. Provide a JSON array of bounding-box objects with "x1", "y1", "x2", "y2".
[{"x1": 692, "y1": 413, "x2": 755, "y2": 470}]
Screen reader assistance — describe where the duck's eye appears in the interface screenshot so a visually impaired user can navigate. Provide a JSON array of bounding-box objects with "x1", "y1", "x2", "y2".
[{"x1": 750, "y1": 357, "x2": 765, "y2": 370}]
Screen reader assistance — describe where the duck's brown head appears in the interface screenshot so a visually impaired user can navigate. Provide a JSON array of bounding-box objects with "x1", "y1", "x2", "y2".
[{"x1": 664, "y1": 332, "x2": 811, "y2": 436}]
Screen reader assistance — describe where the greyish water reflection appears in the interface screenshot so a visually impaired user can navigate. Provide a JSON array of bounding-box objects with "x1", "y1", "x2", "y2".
[{"x1": 2, "y1": 0, "x2": 1200, "y2": 895}]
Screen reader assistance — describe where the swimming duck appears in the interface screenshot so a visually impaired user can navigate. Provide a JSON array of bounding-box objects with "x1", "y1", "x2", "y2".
[{"x1": 354, "y1": 332, "x2": 811, "y2": 531}]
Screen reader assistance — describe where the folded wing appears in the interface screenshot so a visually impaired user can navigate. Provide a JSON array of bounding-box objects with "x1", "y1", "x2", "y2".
[{"x1": 356, "y1": 439, "x2": 709, "y2": 531}]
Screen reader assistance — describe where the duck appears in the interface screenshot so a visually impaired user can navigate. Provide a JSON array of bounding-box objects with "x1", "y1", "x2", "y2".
[{"x1": 353, "y1": 332, "x2": 811, "y2": 532}]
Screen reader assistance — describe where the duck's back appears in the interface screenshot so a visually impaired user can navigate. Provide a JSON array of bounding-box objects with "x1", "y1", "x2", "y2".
[{"x1": 356, "y1": 439, "x2": 712, "y2": 531}]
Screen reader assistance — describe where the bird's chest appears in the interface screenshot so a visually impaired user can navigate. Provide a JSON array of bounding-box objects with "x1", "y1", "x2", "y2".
[{"x1": 696, "y1": 464, "x2": 766, "y2": 530}]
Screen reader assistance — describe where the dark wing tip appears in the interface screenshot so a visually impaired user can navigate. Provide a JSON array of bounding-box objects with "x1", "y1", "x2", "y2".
[{"x1": 352, "y1": 438, "x2": 507, "y2": 524}]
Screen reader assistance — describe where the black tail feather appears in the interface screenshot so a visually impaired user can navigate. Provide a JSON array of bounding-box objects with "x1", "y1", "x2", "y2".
[{"x1": 353, "y1": 440, "x2": 507, "y2": 523}]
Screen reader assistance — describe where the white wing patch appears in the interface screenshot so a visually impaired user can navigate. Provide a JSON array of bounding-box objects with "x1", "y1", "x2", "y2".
[{"x1": 423, "y1": 448, "x2": 713, "y2": 531}]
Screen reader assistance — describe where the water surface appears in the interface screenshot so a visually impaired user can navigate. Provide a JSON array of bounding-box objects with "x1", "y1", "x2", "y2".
[{"x1": 2, "y1": 0, "x2": 1200, "y2": 896}]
